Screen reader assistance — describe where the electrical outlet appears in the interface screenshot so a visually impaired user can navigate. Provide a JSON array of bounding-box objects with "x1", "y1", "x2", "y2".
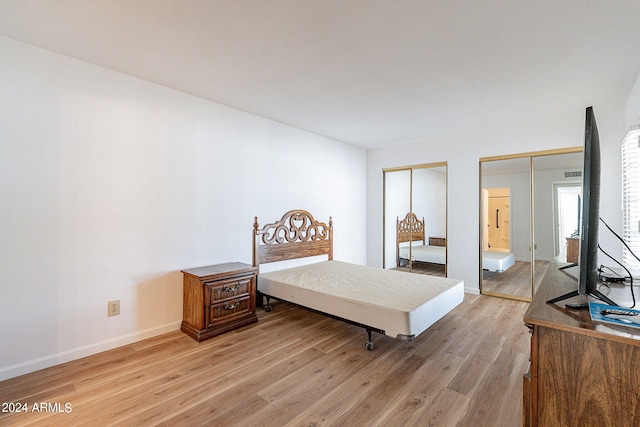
[{"x1": 108, "y1": 300, "x2": 120, "y2": 317}]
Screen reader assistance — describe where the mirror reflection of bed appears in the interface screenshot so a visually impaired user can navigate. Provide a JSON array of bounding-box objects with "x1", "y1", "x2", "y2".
[
  {"x1": 394, "y1": 213, "x2": 446, "y2": 277},
  {"x1": 396, "y1": 212, "x2": 517, "y2": 280},
  {"x1": 383, "y1": 163, "x2": 447, "y2": 276}
]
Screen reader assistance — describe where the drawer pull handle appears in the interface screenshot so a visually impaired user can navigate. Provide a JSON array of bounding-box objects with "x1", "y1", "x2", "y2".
[
  {"x1": 223, "y1": 283, "x2": 239, "y2": 292},
  {"x1": 224, "y1": 300, "x2": 240, "y2": 310}
]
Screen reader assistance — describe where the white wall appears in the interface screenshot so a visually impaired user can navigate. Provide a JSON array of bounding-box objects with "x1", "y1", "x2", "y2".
[
  {"x1": 367, "y1": 106, "x2": 627, "y2": 294},
  {"x1": 413, "y1": 168, "x2": 447, "y2": 240},
  {"x1": 0, "y1": 36, "x2": 367, "y2": 380}
]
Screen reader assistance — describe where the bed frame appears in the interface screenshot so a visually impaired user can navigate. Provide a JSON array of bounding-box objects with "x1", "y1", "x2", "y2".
[
  {"x1": 253, "y1": 209, "x2": 333, "y2": 266},
  {"x1": 253, "y1": 209, "x2": 385, "y2": 349},
  {"x1": 396, "y1": 212, "x2": 425, "y2": 267}
]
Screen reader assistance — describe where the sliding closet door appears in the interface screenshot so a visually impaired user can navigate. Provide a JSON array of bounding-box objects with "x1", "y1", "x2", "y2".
[
  {"x1": 383, "y1": 162, "x2": 448, "y2": 275},
  {"x1": 532, "y1": 152, "x2": 583, "y2": 293},
  {"x1": 480, "y1": 157, "x2": 532, "y2": 300},
  {"x1": 479, "y1": 147, "x2": 583, "y2": 302},
  {"x1": 383, "y1": 169, "x2": 411, "y2": 269},
  {"x1": 411, "y1": 166, "x2": 447, "y2": 275}
]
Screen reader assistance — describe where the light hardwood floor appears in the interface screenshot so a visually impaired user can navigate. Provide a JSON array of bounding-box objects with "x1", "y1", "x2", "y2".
[
  {"x1": 393, "y1": 262, "x2": 446, "y2": 277},
  {"x1": 0, "y1": 294, "x2": 530, "y2": 426},
  {"x1": 482, "y1": 260, "x2": 552, "y2": 299}
]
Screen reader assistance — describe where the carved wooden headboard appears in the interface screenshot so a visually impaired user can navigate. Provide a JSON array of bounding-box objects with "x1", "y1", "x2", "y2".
[
  {"x1": 396, "y1": 212, "x2": 425, "y2": 266},
  {"x1": 253, "y1": 210, "x2": 333, "y2": 268},
  {"x1": 397, "y1": 212, "x2": 425, "y2": 245}
]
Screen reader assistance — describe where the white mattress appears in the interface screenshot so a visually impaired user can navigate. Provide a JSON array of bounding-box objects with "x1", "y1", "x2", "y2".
[
  {"x1": 399, "y1": 245, "x2": 515, "y2": 273},
  {"x1": 258, "y1": 260, "x2": 464, "y2": 339},
  {"x1": 399, "y1": 244, "x2": 446, "y2": 265},
  {"x1": 482, "y1": 251, "x2": 515, "y2": 273}
]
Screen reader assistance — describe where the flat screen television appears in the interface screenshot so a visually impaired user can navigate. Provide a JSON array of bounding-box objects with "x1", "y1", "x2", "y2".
[{"x1": 547, "y1": 106, "x2": 617, "y2": 306}]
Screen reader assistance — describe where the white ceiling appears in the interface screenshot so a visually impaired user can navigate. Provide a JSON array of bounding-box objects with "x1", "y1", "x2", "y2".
[{"x1": 1, "y1": 0, "x2": 639, "y2": 149}]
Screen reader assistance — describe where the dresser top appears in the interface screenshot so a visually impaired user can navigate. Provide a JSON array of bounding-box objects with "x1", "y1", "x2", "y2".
[
  {"x1": 525, "y1": 265, "x2": 640, "y2": 346},
  {"x1": 181, "y1": 262, "x2": 257, "y2": 280}
]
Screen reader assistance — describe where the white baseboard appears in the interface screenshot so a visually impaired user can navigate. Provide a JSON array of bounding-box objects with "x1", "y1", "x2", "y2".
[
  {"x1": 464, "y1": 286, "x2": 480, "y2": 295},
  {"x1": 0, "y1": 321, "x2": 181, "y2": 382}
]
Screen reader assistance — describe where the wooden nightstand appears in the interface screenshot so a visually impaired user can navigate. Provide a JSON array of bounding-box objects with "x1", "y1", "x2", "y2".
[
  {"x1": 181, "y1": 262, "x2": 258, "y2": 341},
  {"x1": 429, "y1": 236, "x2": 446, "y2": 247}
]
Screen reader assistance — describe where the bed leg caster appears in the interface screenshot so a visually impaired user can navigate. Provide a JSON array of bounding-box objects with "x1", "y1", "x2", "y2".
[
  {"x1": 365, "y1": 328, "x2": 374, "y2": 351},
  {"x1": 264, "y1": 296, "x2": 272, "y2": 312}
]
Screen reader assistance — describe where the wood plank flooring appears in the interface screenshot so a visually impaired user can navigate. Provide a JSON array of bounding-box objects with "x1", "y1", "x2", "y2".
[
  {"x1": 0, "y1": 294, "x2": 530, "y2": 426},
  {"x1": 482, "y1": 260, "x2": 552, "y2": 299},
  {"x1": 393, "y1": 262, "x2": 446, "y2": 277}
]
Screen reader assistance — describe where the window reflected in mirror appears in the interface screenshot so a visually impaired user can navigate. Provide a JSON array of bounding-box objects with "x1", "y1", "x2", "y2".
[{"x1": 533, "y1": 152, "x2": 583, "y2": 293}]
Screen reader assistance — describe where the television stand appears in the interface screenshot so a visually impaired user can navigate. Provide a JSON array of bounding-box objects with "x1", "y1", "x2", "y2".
[
  {"x1": 546, "y1": 288, "x2": 617, "y2": 306},
  {"x1": 524, "y1": 267, "x2": 640, "y2": 426}
]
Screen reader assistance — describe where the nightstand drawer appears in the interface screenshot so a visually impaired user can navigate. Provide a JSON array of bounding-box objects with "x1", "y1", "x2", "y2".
[
  {"x1": 208, "y1": 277, "x2": 251, "y2": 303},
  {"x1": 207, "y1": 295, "x2": 251, "y2": 327}
]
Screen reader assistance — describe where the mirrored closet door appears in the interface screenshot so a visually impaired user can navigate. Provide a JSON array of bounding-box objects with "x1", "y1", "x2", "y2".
[
  {"x1": 383, "y1": 162, "x2": 447, "y2": 276},
  {"x1": 479, "y1": 148, "x2": 582, "y2": 301},
  {"x1": 532, "y1": 152, "x2": 583, "y2": 294}
]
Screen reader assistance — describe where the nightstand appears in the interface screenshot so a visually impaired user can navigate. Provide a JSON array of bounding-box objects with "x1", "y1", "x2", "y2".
[
  {"x1": 429, "y1": 236, "x2": 446, "y2": 247},
  {"x1": 181, "y1": 262, "x2": 258, "y2": 341}
]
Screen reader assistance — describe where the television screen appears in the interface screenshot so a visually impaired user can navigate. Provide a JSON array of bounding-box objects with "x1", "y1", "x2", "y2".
[{"x1": 547, "y1": 107, "x2": 617, "y2": 306}]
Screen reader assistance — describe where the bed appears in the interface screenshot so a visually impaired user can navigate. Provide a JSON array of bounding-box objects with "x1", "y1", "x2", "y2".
[
  {"x1": 396, "y1": 212, "x2": 515, "y2": 273},
  {"x1": 482, "y1": 250, "x2": 516, "y2": 273},
  {"x1": 253, "y1": 210, "x2": 464, "y2": 350},
  {"x1": 399, "y1": 244, "x2": 447, "y2": 265}
]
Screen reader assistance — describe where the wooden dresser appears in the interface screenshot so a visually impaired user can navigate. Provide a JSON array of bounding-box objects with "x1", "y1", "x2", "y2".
[
  {"x1": 181, "y1": 262, "x2": 258, "y2": 341},
  {"x1": 566, "y1": 237, "x2": 579, "y2": 264},
  {"x1": 523, "y1": 267, "x2": 640, "y2": 426}
]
